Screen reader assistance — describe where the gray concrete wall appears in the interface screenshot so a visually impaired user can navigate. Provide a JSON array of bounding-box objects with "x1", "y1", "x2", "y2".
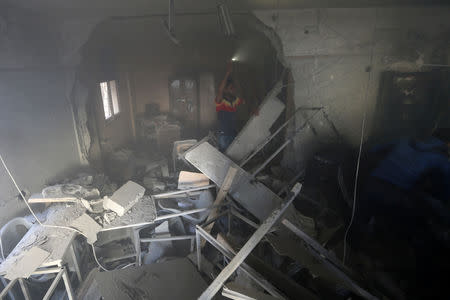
[
  {"x1": 254, "y1": 7, "x2": 450, "y2": 168},
  {"x1": 0, "y1": 14, "x2": 83, "y2": 225}
]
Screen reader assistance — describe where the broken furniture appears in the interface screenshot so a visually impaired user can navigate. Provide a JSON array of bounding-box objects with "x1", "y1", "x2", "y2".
[
  {"x1": 0, "y1": 204, "x2": 87, "y2": 300},
  {"x1": 225, "y1": 81, "x2": 285, "y2": 162},
  {"x1": 196, "y1": 183, "x2": 302, "y2": 299},
  {"x1": 178, "y1": 171, "x2": 210, "y2": 190},
  {"x1": 184, "y1": 141, "x2": 281, "y2": 221},
  {"x1": 184, "y1": 139, "x2": 380, "y2": 299},
  {"x1": 173, "y1": 139, "x2": 197, "y2": 171},
  {"x1": 152, "y1": 184, "x2": 215, "y2": 199},
  {"x1": 281, "y1": 219, "x2": 377, "y2": 300},
  {"x1": 0, "y1": 217, "x2": 32, "y2": 261},
  {"x1": 96, "y1": 191, "x2": 210, "y2": 268}
]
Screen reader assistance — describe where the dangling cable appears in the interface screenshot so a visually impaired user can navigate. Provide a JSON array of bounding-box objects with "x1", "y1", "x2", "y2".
[
  {"x1": 342, "y1": 10, "x2": 378, "y2": 266},
  {"x1": 0, "y1": 152, "x2": 87, "y2": 237}
]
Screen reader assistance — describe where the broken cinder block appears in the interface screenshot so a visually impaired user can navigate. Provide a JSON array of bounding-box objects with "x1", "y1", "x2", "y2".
[{"x1": 103, "y1": 181, "x2": 145, "y2": 216}]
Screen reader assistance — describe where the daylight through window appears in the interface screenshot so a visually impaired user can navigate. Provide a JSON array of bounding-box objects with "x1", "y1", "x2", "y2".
[{"x1": 100, "y1": 80, "x2": 120, "y2": 120}]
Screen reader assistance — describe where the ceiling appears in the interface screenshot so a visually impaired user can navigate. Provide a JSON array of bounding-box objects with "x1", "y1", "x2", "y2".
[{"x1": 4, "y1": 0, "x2": 448, "y2": 18}]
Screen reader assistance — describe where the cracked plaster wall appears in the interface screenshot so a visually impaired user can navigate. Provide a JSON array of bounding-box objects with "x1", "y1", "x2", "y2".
[
  {"x1": 254, "y1": 7, "x2": 450, "y2": 169},
  {"x1": 0, "y1": 10, "x2": 101, "y2": 225}
]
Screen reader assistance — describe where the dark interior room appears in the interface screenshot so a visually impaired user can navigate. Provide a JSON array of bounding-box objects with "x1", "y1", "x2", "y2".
[{"x1": 0, "y1": 1, "x2": 449, "y2": 299}]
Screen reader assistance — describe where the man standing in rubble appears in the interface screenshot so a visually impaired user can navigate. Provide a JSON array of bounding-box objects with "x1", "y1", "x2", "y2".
[{"x1": 215, "y1": 61, "x2": 244, "y2": 152}]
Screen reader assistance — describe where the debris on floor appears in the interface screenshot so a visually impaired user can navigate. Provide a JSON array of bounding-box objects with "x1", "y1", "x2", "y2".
[
  {"x1": 1, "y1": 84, "x2": 447, "y2": 300},
  {"x1": 103, "y1": 181, "x2": 145, "y2": 217}
]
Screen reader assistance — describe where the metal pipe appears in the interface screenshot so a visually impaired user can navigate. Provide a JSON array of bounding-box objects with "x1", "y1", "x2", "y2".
[
  {"x1": 18, "y1": 279, "x2": 31, "y2": 300},
  {"x1": 222, "y1": 287, "x2": 254, "y2": 300},
  {"x1": 241, "y1": 108, "x2": 322, "y2": 168},
  {"x1": 198, "y1": 184, "x2": 301, "y2": 299},
  {"x1": 155, "y1": 207, "x2": 209, "y2": 221},
  {"x1": 43, "y1": 269, "x2": 64, "y2": 300},
  {"x1": 230, "y1": 208, "x2": 277, "y2": 234},
  {"x1": 196, "y1": 226, "x2": 285, "y2": 299},
  {"x1": 251, "y1": 139, "x2": 291, "y2": 177},
  {"x1": 62, "y1": 267, "x2": 75, "y2": 300},
  {"x1": 199, "y1": 185, "x2": 300, "y2": 299},
  {"x1": 230, "y1": 208, "x2": 259, "y2": 230},
  {"x1": 240, "y1": 107, "x2": 307, "y2": 167},
  {"x1": 140, "y1": 235, "x2": 195, "y2": 242},
  {"x1": 281, "y1": 219, "x2": 377, "y2": 300},
  {"x1": 0, "y1": 278, "x2": 18, "y2": 299},
  {"x1": 70, "y1": 243, "x2": 82, "y2": 283},
  {"x1": 32, "y1": 267, "x2": 62, "y2": 275},
  {"x1": 152, "y1": 184, "x2": 215, "y2": 198},
  {"x1": 196, "y1": 231, "x2": 201, "y2": 272},
  {"x1": 251, "y1": 109, "x2": 322, "y2": 177}
]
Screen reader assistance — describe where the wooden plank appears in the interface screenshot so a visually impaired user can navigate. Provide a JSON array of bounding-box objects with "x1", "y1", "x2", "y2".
[
  {"x1": 184, "y1": 142, "x2": 280, "y2": 221},
  {"x1": 28, "y1": 193, "x2": 78, "y2": 203},
  {"x1": 203, "y1": 166, "x2": 237, "y2": 237}
]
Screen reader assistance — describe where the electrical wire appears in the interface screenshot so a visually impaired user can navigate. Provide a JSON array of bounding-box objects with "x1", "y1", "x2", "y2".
[
  {"x1": 342, "y1": 11, "x2": 377, "y2": 266},
  {"x1": 0, "y1": 152, "x2": 88, "y2": 238},
  {"x1": 0, "y1": 150, "x2": 128, "y2": 276},
  {"x1": 91, "y1": 244, "x2": 111, "y2": 272}
]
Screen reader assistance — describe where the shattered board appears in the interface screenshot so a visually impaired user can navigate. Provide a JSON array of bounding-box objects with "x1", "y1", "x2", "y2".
[
  {"x1": 71, "y1": 213, "x2": 102, "y2": 244},
  {"x1": 0, "y1": 204, "x2": 85, "y2": 275},
  {"x1": 184, "y1": 142, "x2": 281, "y2": 221},
  {"x1": 4, "y1": 247, "x2": 50, "y2": 280},
  {"x1": 80, "y1": 258, "x2": 207, "y2": 300},
  {"x1": 226, "y1": 82, "x2": 285, "y2": 162},
  {"x1": 102, "y1": 196, "x2": 157, "y2": 231}
]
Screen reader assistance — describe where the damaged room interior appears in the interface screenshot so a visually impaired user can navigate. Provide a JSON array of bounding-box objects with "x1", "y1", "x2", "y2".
[{"x1": 0, "y1": 1, "x2": 449, "y2": 299}]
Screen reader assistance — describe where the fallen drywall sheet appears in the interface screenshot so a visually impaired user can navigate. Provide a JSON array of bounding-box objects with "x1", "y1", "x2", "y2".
[
  {"x1": 0, "y1": 204, "x2": 85, "y2": 276},
  {"x1": 184, "y1": 142, "x2": 281, "y2": 221},
  {"x1": 80, "y1": 258, "x2": 207, "y2": 300},
  {"x1": 5, "y1": 247, "x2": 50, "y2": 280},
  {"x1": 226, "y1": 82, "x2": 285, "y2": 162},
  {"x1": 71, "y1": 213, "x2": 102, "y2": 244},
  {"x1": 178, "y1": 171, "x2": 210, "y2": 190},
  {"x1": 103, "y1": 181, "x2": 145, "y2": 216}
]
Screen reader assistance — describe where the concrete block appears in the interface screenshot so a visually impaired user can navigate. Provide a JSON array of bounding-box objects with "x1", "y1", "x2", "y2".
[{"x1": 103, "y1": 181, "x2": 145, "y2": 216}]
